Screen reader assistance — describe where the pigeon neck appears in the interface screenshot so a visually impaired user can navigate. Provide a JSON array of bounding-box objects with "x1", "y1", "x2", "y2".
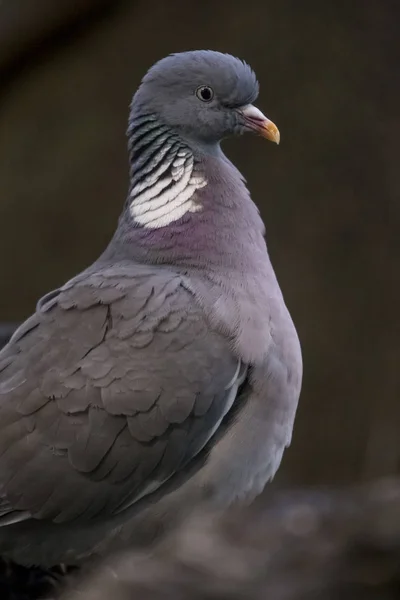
[
  {"x1": 125, "y1": 114, "x2": 208, "y2": 229},
  {"x1": 102, "y1": 145, "x2": 267, "y2": 276}
]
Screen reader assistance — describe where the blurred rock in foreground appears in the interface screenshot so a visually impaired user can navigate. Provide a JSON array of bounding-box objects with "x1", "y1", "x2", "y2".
[{"x1": 61, "y1": 478, "x2": 400, "y2": 600}]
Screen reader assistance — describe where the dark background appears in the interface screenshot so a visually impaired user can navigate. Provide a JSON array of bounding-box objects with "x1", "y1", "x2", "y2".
[{"x1": 0, "y1": 0, "x2": 398, "y2": 488}]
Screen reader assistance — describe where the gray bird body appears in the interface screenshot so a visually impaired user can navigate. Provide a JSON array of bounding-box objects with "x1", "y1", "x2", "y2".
[{"x1": 0, "y1": 51, "x2": 302, "y2": 566}]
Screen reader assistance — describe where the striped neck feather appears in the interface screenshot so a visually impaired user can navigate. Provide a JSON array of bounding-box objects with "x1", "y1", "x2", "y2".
[{"x1": 127, "y1": 114, "x2": 207, "y2": 229}]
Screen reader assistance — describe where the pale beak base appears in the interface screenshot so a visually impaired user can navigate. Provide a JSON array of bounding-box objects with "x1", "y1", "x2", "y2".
[{"x1": 239, "y1": 104, "x2": 280, "y2": 145}]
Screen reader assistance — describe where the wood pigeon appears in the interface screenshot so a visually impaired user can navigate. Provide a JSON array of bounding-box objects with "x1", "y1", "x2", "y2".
[{"x1": 0, "y1": 50, "x2": 302, "y2": 567}]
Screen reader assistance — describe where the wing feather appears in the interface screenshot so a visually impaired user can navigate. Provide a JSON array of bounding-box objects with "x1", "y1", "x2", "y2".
[{"x1": 0, "y1": 264, "x2": 241, "y2": 525}]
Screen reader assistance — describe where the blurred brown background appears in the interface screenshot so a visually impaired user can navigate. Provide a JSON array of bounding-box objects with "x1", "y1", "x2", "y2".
[{"x1": 0, "y1": 0, "x2": 398, "y2": 488}]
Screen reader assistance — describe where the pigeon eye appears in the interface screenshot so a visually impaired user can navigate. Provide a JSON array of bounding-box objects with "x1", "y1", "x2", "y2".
[{"x1": 196, "y1": 86, "x2": 214, "y2": 102}]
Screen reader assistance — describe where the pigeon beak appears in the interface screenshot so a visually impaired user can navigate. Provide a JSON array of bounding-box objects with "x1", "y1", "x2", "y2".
[{"x1": 239, "y1": 104, "x2": 280, "y2": 145}]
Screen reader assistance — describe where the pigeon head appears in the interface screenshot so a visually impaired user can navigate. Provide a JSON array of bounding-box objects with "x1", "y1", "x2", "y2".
[
  {"x1": 121, "y1": 50, "x2": 280, "y2": 231},
  {"x1": 130, "y1": 50, "x2": 280, "y2": 149}
]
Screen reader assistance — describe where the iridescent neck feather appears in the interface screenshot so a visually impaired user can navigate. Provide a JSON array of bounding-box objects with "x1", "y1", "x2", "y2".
[{"x1": 127, "y1": 114, "x2": 207, "y2": 229}]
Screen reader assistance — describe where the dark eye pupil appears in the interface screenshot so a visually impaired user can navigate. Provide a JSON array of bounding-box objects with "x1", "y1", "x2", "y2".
[
  {"x1": 201, "y1": 87, "x2": 212, "y2": 100},
  {"x1": 196, "y1": 86, "x2": 213, "y2": 102}
]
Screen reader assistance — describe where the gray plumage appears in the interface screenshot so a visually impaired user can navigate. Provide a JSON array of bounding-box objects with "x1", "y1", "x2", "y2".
[{"x1": 0, "y1": 50, "x2": 302, "y2": 566}]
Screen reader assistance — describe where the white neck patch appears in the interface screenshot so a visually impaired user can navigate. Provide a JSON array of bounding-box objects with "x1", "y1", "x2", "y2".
[{"x1": 129, "y1": 149, "x2": 207, "y2": 229}]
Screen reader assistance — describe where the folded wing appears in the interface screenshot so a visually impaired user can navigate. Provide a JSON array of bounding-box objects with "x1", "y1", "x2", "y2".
[{"x1": 0, "y1": 264, "x2": 240, "y2": 524}]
